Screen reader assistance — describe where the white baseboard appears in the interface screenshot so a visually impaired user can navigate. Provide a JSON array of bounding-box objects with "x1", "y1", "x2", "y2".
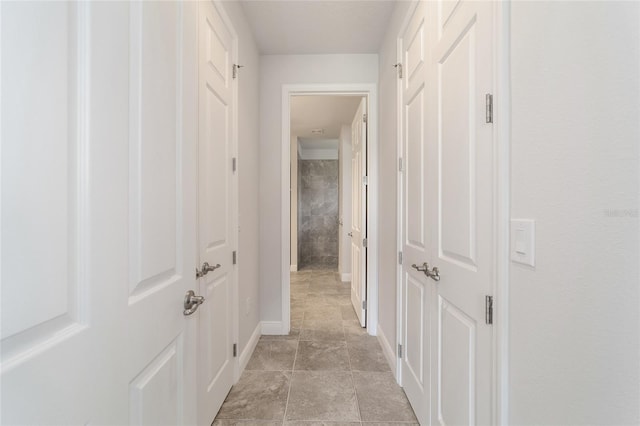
[
  {"x1": 290, "y1": 264, "x2": 297, "y2": 272},
  {"x1": 377, "y1": 324, "x2": 398, "y2": 380},
  {"x1": 238, "y1": 322, "x2": 261, "y2": 375},
  {"x1": 261, "y1": 321, "x2": 283, "y2": 335},
  {"x1": 340, "y1": 273, "x2": 352, "y2": 282}
]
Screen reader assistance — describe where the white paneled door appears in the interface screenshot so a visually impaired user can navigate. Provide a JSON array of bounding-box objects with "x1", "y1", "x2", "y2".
[
  {"x1": 428, "y1": 0, "x2": 495, "y2": 424},
  {"x1": 196, "y1": 1, "x2": 238, "y2": 425},
  {"x1": 399, "y1": 2, "x2": 431, "y2": 425},
  {"x1": 350, "y1": 98, "x2": 368, "y2": 327},
  {"x1": 1, "y1": 1, "x2": 198, "y2": 425}
]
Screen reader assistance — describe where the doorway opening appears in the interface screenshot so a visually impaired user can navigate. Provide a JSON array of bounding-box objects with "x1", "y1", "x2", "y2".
[{"x1": 281, "y1": 84, "x2": 379, "y2": 337}]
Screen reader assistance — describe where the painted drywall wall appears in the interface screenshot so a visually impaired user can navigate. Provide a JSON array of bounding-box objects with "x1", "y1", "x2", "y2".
[
  {"x1": 338, "y1": 124, "x2": 352, "y2": 279},
  {"x1": 509, "y1": 2, "x2": 640, "y2": 424},
  {"x1": 376, "y1": 0, "x2": 413, "y2": 367},
  {"x1": 220, "y1": 1, "x2": 261, "y2": 356},
  {"x1": 259, "y1": 54, "x2": 378, "y2": 322},
  {"x1": 290, "y1": 134, "x2": 298, "y2": 271}
]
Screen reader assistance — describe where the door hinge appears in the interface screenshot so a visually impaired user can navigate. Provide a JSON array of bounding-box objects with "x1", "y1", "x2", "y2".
[
  {"x1": 233, "y1": 343, "x2": 237, "y2": 357},
  {"x1": 232, "y1": 64, "x2": 244, "y2": 79},
  {"x1": 363, "y1": 238, "x2": 368, "y2": 247},
  {"x1": 362, "y1": 300, "x2": 367, "y2": 310},
  {"x1": 363, "y1": 113, "x2": 368, "y2": 124},
  {"x1": 398, "y1": 157, "x2": 403, "y2": 172},
  {"x1": 485, "y1": 295, "x2": 493, "y2": 325},
  {"x1": 397, "y1": 343, "x2": 403, "y2": 358},
  {"x1": 363, "y1": 175, "x2": 368, "y2": 186},
  {"x1": 398, "y1": 251, "x2": 403, "y2": 265},
  {"x1": 485, "y1": 94, "x2": 493, "y2": 123},
  {"x1": 232, "y1": 251, "x2": 237, "y2": 265},
  {"x1": 232, "y1": 157, "x2": 237, "y2": 172},
  {"x1": 394, "y1": 63, "x2": 403, "y2": 79}
]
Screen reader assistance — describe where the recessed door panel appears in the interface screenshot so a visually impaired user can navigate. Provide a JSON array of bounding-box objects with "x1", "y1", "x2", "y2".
[
  {"x1": 438, "y1": 23, "x2": 477, "y2": 270},
  {"x1": 130, "y1": 337, "x2": 183, "y2": 426},
  {"x1": 204, "y1": 85, "x2": 229, "y2": 251},
  {"x1": 129, "y1": 1, "x2": 183, "y2": 301},
  {"x1": 405, "y1": 87, "x2": 426, "y2": 251},
  {"x1": 1, "y1": 0, "x2": 88, "y2": 368},
  {"x1": 405, "y1": 273, "x2": 425, "y2": 387},
  {"x1": 202, "y1": 274, "x2": 230, "y2": 389},
  {"x1": 438, "y1": 297, "x2": 476, "y2": 426}
]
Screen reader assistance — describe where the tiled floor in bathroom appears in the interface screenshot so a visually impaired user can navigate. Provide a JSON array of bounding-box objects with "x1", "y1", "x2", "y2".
[{"x1": 213, "y1": 269, "x2": 418, "y2": 425}]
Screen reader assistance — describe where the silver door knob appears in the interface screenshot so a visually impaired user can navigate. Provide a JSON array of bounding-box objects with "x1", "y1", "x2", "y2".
[
  {"x1": 196, "y1": 261, "x2": 221, "y2": 278},
  {"x1": 184, "y1": 290, "x2": 205, "y2": 316},
  {"x1": 348, "y1": 232, "x2": 353, "y2": 237},
  {"x1": 411, "y1": 262, "x2": 429, "y2": 272}
]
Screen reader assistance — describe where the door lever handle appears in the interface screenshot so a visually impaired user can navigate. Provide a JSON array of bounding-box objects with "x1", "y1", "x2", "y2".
[
  {"x1": 411, "y1": 262, "x2": 429, "y2": 272},
  {"x1": 196, "y1": 261, "x2": 221, "y2": 278},
  {"x1": 427, "y1": 266, "x2": 440, "y2": 281},
  {"x1": 183, "y1": 290, "x2": 205, "y2": 316},
  {"x1": 347, "y1": 232, "x2": 353, "y2": 237}
]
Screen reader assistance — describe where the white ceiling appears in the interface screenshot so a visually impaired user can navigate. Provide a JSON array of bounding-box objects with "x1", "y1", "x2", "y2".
[
  {"x1": 239, "y1": 1, "x2": 396, "y2": 54},
  {"x1": 290, "y1": 95, "x2": 362, "y2": 138}
]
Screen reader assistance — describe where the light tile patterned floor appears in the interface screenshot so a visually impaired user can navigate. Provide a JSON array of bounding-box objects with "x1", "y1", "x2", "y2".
[{"x1": 213, "y1": 270, "x2": 417, "y2": 425}]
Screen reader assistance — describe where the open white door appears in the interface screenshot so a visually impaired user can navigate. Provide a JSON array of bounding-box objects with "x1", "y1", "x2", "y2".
[
  {"x1": 196, "y1": 1, "x2": 238, "y2": 424},
  {"x1": 428, "y1": 0, "x2": 495, "y2": 424},
  {"x1": 399, "y1": 2, "x2": 431, "y2": 424},
  {"x1": 1, "y1": 2, "x2": 198, "y2": 424},
  {"x1": 350, "y1": 98, "x2": 368, "y2": 327}
]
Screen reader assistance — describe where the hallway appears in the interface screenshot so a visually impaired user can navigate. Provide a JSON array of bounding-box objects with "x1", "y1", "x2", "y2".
[{"x1": 213, "y1": 270, "x2": 417, "y2": 424}]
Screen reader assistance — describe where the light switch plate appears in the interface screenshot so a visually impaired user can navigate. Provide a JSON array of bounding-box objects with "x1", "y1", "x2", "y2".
[{"x1": 510, "y1": 219, "x2": 535, "y2": 267}]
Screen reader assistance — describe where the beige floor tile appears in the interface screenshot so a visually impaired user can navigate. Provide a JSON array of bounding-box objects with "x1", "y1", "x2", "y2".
[
  {"x1": 304, "y1": 305, "x2": 342, "y2": 321},
  {"x1": 213, "y1": 421, "x2": 282, "y2": 426},
  {"x1": 216, "y1": 371, "x2": 291, "y2": 420},
  {"x1": 246, "y1": 340, "x2": 298, "y2": 371},
  {"x1": 300, "y1": 319, "x2": 345, "y2": 341},
  {"x1": 347, "y1": 337, "x2": 390, "y2": 372},
  {"x1": 286, "y1": 371, "x2": 360, "y2": 421},
  {"x1": 341, "y1": 305, "x2": 358, "y2": 321},
  {"x1": 294, "y1": 340, "x2": 350, "y2": 371},
  {"x1": 353, "y1": 372, "x2": 417, "y2": 422},
  {"x1": 343, "y1": 320, "x2": 368, "y2": 338}
]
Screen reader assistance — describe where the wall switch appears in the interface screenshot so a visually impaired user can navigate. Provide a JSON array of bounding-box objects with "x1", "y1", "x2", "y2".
[{"x1": 510, "y1": 219, "x2": 535, "y2": 267}]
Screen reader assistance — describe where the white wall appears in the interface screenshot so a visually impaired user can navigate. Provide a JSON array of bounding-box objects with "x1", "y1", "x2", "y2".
[
  {"x1": 376, "y1": 1, "x2": 413, "y2": 369},
  {"x1": 338, "y1": 124, "x2": 352, "y2": 279},
  {"x1": 221, "y1": 1, "x2": 261, "y2": 355},
  {"x1": 259, "y1": 54, "x2": 378, "y2": 322},
  {"x1": 290, "y1": 134, "x2": 298, "y2": 270},
  {"x1": 509, "y1": 2, "x2": 640, "y2": 424}
]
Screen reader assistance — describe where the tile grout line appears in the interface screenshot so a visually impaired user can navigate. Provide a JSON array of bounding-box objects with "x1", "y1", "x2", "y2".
[{"x1": 282, "y1": 285, "x2": 303, "y2": 426}]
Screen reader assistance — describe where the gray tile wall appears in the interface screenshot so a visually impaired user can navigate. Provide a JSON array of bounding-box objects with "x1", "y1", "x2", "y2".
[{"x1": 298, "y1": 159, "x2": 339, "y2": 269}]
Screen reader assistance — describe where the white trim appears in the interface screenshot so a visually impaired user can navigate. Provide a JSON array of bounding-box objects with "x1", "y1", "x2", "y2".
[
  {"x1": 290, "y1": 264, "x2": 298, "y2": 272},
  {"x1": 340, "y1": 273, "x2": 352, "y2": 282},
  {"x1": 238, "y1": 322, "x2": 261, "y2": 375},
  {"x1": 493, "y1": 2, "x2": 511, "y2": 424},
  {"x1": 282, "y1": 83, "x2": 379, "y2": 337},
  {"x1": 260, "y1": 321, "x2": 284, "y2": 335},
  {"x1": 377, "y1": 325, "x2": 397, "y2": 379}
]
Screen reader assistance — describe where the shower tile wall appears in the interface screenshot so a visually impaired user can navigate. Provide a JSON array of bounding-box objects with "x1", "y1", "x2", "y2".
[{"x1": 298, "y1": 159, "x2": 339, "y2": 270}]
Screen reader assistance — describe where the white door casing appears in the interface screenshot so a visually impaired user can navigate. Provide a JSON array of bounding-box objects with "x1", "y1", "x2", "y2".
[
  {"x1": 428, "y1": 0, "x2": 495, "y2": 424},
  {"x1": 1, "y1": 1, "x2": 198, "y2": 424},
  {"x1": 350, "y1": 98, "x2": 367, "y2": 327},
  {"x1": 196, "y1": 0, "x2": 239, "y2": 424},
  {"x1": 398, "y1": 2, "x2": 431, "y2": 424}
]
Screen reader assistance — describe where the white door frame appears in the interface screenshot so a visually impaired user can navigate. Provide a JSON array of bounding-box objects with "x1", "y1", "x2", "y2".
[
  {"x1": 281, "y1": 83, "x2": 379, "y2": 336},
  {"x1": 394, "y1": 2, "x2": 511, "y2": 424}
]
